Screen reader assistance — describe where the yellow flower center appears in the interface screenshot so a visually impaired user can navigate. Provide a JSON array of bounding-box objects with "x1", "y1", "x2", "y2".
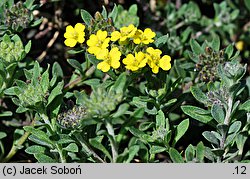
[{"x1": 71, "y1": 31, "x2": 78, "y2": 39}]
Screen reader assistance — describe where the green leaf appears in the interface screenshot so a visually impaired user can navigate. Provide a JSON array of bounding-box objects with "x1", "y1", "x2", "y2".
[
  {"x1": 52, "y1": 62, "x2": 63, "y2": 78},
  {"x1": 25, "y1": 40, "x2": 32, "y2": 53},
  {"x1": 210, "y1": 35, "x2": 220, "y2": 51},
  {"x1": 228, "y1": 121, "x2": 241, "y2": 134},
  {"x1": 231, "y1": 9, "x2": 239, "y2": 20},
  {"x1": 28, "y1": 135, "x2": 54, "y2": 148},
  {"x1": 16, "y1": 106, "x2": 29, "y2": 113},
  {"x1": 128, "y1": 4, "x2": 138, "y2": 15},
  {"x1": 225, "y1": 44, "x2": 234, "y2": 59},
  {"x1": 15, "y1": 80, "x2": 27, "y2": 89},
  {"x1": 212, "y1": 148, "x2": 224, "y2": 157},
  {"x1": 181, "y1": 27, "x2": 192, "y2": 43},
  {"x1": 173, "y1": 119, "x2": 189, "y2": 145},
  {"x1": 67, "y1": 49, "x2": 84, "y2": 55},
  {"x1": 149, "y1": 145, "x2": 166, "y2": 154},
  {"x1": 204, "y1": 147, "x2": 216, "y2": 162},
  {"x1": 74, "y1": 91, "x2": 88, "y2": 105},
  {"x1": 169, "y1": 147, "x2": 184, "y2": 163},
  {"x1": 86, "y1": 53, "x2": 99, "y2": 66},
  {"x1": 47, "y1": 81, "x2": 64, "y2": 106},
  {"x1": 24, "y1": 69, "x2": 33, "y2": 80},
  {"x1": 112, "y1": 72, "x2": 126, "y2": 94},
  {"x1": 244, "y1": 0, "x2": 250, "y2": 11},
  {"x1": 190, "y1": 39, "x2": 203, "y2": 55},
  {"x1": 25, "y1": 145, "x2": 46, "y2": 154},
  {"x1": 236, "y1": 132, "x2": 248, "y2": 153},
  {"x1": 32, "y1": 61, "x2": 40, "y2": 86},
  {"x1": 225, "y1": 133, "x2": 237, "y2": 147},
  {"x1": 89, "y1": 137, "x2": 112, "y2": 161},
  {"x1": 131, "y1": 108, "x2": 145, "y2": 119},
  {"x1": 139, "y1": 122, "x2": 154, "y2": 131},
  {"x1": 24, "y1": 0, "x2": 35, "y2": 9},
  {"x1": 156, "y1": 110, "x2": 166, "y2": 129},
  {"x1": 0, "y1": 132, "x2": 7, "y2": 140},
  {"x1": 154, "y1": 35, "x2": 169, "y2": 48},
  {"x1": 4, "y1": 87, "x2": 18, "y2": 95},
  {"x1": 34, "y1": 153, "x2": 56, "y2": 163},
  {"x1": 217, "y1": 124, "x2": 229, "y2": 136},
  {"x1": 83, "y1": 79, "x2": 100, "y2": 87},
  {"x1": 41, "y1": 65, "x2": 50, "y2": 94},
  {"x1": 64, "y1": 143, "x2": 78, "y2": 152},
  {"x1": 190, "y1": 86, "x2": 208, "y2": 104},
  {"x1": 31, "y1": 18, "x2": 43, "y2": 27},
  {"x1": 112, "y1": 103, "x2": 129, "y2": 118},
  {"x1": 125, "y1": 145, "x2": 140, "y2": 163},
  {"x1": 179, "y1": 62, "x2": 195, "y2": 70},
  {"x1": 211, "y1": 104, "x2": 225, "y2": 123},
  {"x1": 57, "y1": 134, "x2": 75, "y2": 144},
  {"x1": 81, "y1": 9, "x2": 93, "y2": 26},
  {"x1": 24, "y1": 126, "x2": 55, "y2": 148},
  {"x1": 128, "y1": 127, "x2": 153, "y2": 142},
  {"x1": 196, "y1": 141, "x2": 205, "y2": 162},
  {"x1": 202, "y1": 131, "x2": 219, "y2": 146},
  {"x1": 67, "y1": 59, "x2": 82, "y2": 72},
  {"x1": 2, "y1": 34, "x2": 11, "y2": 43},
  {"x1": 0, "y1": 111, "x2": 13, "y2": 117},
  {"x1": 181, "y1": 105, "x2": 213, "y2": 124},
  {"x1": 101, "y1": 6, "x2": 107, "y2": 18},
  {"x1": 239, "y1": 99, "x2": 250, "y2": 111},
  {"x1": 108, "y1": 4, "x2": 118, "y2": 22},
  {"x1": 185, "y1": 144, "x2": 195, "y2": 162}
]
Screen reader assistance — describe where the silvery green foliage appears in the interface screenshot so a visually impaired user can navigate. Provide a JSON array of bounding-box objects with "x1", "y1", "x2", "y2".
[
  {"x1": 181, "y1": 39, "x2": 249, "y2": 162},
  {"x1": 0, "y1": 1, "x2": 250, "y2": 163}
]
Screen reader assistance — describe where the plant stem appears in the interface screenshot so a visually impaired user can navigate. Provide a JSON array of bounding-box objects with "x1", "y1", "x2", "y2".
[
  {"x1": 220, "y1": 96, "x2": 233, "y2": 149},
  {"x1": 105, "y1": 119, "x2": 118, "y2": 163},
  {"x1": 169, "y1": 21, "x2": 186, "y2": 32},
  {"x1": 74, "y1": 132, "x2": 105, "y2": 163},
  {"x1": 193, "y1": 23, "x2": 214, "y2": 39},
  {"x1": 56, "y1": 143, "x2": 67, "y2": 163},
  {"x1": 224, "y1": 96, "x2": 233, "y2": 125},
  {"x1": 40, "y1": 113, "x2": 54, "y2": 132},
  {"x1": 0, "y1": 141, "x2": 5, "y2": 160},
  {"x1": 1, "y1": 131, "x2": 30, "y2": 163}
]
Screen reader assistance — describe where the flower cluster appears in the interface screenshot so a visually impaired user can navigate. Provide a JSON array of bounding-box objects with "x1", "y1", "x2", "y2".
[{"x1": 64, "y1": 23, "x2": 172, "y2": 74}]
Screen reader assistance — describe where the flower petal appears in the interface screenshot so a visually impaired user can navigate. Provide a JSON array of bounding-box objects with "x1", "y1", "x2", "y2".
[
  {"x1": 133, "y1": 38, "x2": 141, "y2": 44},
  {"x1": 97, "y1": 61, "x2": 110, "y2": 72},
  {"x1": 97, "y1": 30, "x2": 108, "y2": 41},
  {"x1": 96, "y1": 48, "x2": 109, "y2": 60},
  {"x1": 101, "y1": 38, "x2": 110, "y2": 49},
  {"x1": 64, "y1": 38, "x2": 77, "y2": 47},
  {"x1": 111, "y1": 59, "x2": 120, "y2": 69},
  {"x1": 152, "y1": 66, "x2": 159, "y2": 74},
  {"x1": 111, "y1": 31, "x2": 121, "y2": 41},
  {"x1": 87, "y1": 35, "x2": 98, "y2": 46},
  {"x1": 75, "y1": 23, "x2": 85, "y2": 32},
  {"x1": 144, "y1": 28, "x2": 156, "y2": 38},
  {"x1": 159, "y1": 55, "x2": 171, "y2": 70},
  {"x1": 88, "y1": 46, "x2": 101, "y2": 55},
  {"x1": 77, "y1": 32, "x2": 85, "y2": 43}
]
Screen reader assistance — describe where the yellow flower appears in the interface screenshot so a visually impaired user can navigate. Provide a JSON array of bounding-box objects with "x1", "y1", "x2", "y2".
[
  {"x1": 87, "y1": 30, "x2": 110, "y2": 56},
  {"x1": 235, "y1": 41, "x2": 244, "y2": 51},
  {"x1": 146, "y1": 47, "x2": 171, "y2": 74},
  {"x1": 111, "y1": 24, "x2": 137, "y2": 42},
  {"x1": 122, "y1": 52, "x2": 147, "y2": 71},
  {"x1": 64, "y1": 23, "x2": 85, "y2": 47},
  {"x1": 96, "y1": 47, "x2": 121, "y2": 72},
  {"x1": 133, "y1": 28, "x2": 156, "y2": 44}
]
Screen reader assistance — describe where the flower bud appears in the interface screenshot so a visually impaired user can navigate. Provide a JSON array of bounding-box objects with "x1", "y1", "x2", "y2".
[{"x1": 57, "y1": 105, "x2": 87, "y2": 129}]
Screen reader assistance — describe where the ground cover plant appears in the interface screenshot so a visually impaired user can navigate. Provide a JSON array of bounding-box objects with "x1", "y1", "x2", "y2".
[{"x1": 0, "y1": 0, "x2": 249, "y2": 163}]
